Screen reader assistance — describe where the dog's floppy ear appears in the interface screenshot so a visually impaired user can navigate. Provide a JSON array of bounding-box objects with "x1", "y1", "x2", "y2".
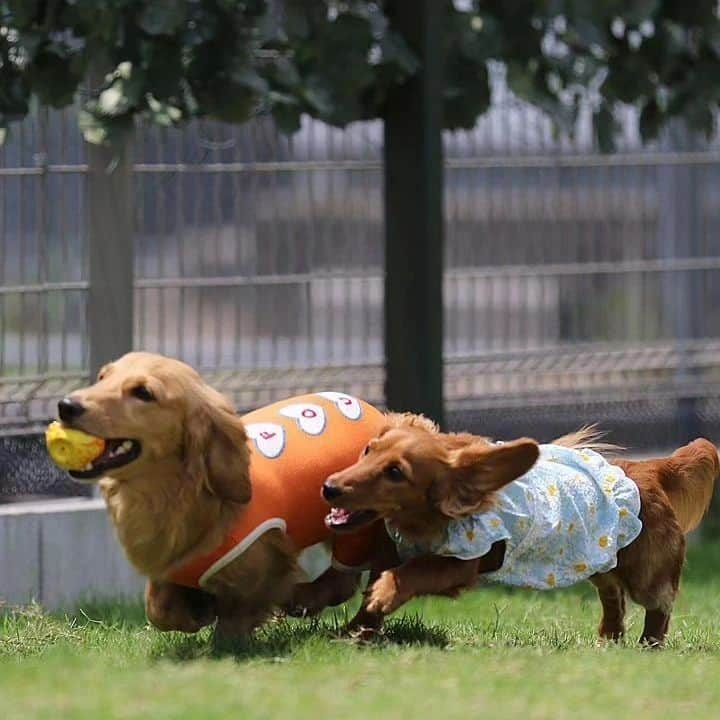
[
  {"x1": 184, "y1": 385, "x2": 251, "y2": 504},
  {"x1": 434, "y1": 438, "x2": 539, "y2": 519}
]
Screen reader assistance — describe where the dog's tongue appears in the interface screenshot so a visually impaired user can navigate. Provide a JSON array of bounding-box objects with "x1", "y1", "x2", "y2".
[{"x1": 327, "y1": 507, "x2": 351, "y2": 525}]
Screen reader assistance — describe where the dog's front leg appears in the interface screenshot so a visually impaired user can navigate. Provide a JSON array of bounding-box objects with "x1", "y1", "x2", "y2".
[
  {"x1": 145, "y1": 579, "x2": 217, "y2": 633},
  {"x1": 362, "y1": 539, "x2": 507, "y2": 618},
  {"x1": 365, "y1": 555, "x2": 481, "y2": 616},
  {"x1": 343, "y1": 569, "x2": 386, "y2": 640},
  {"x1": 286, "y1": 567, "x2": 361, "y2": 617},
  {"x1": 344, "y1": 555, "x2": 482, "y2": 639},
  {"x1": 343, "y1": 528, "x2": 401, "y2": 637}
]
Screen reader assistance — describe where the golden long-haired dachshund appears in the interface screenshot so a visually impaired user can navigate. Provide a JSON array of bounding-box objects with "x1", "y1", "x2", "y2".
[{"x1": 57, "y1": 352, "x2": 392, "y2": 641}]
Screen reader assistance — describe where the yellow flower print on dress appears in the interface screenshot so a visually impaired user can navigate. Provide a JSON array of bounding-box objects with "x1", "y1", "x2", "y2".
[{"x1": 598, "y1": 535, "x2": 610, "y2": 548}]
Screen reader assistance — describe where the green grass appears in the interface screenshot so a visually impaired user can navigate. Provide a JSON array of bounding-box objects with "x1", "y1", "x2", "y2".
[{"x1": 3, "y1": 542, "x2": 720, "y2": 720}]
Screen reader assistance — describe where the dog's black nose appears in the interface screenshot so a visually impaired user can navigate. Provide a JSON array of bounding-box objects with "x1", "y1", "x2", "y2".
[
  {"x1": 58, "y1": 397, "x2": 86, "y2": 423},
  {"x1": 322, "y1": 482, "x2": 343, "y2": 501}
]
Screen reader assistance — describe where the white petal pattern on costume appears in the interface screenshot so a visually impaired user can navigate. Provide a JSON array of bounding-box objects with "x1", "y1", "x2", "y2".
[
  {"x1": 278, "y1": 403, "x2": 326, "y2": 436},
  {"x1": 245, "y1": 422, "x2": 286, "y2": 459},
  {"x1": 316, "y1": 391, "x2": 362, "y2": 420}
]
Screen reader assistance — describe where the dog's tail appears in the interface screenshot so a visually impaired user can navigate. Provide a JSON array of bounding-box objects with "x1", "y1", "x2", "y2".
[
  {"x1": 661, "y1": 439, "x2": 719, "y2": 534},
  {"x1": 553, "y1": 425, "x2": 623, "y2": 454}
]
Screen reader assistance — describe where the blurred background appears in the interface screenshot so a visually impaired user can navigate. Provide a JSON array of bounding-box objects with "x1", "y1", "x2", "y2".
[{"x1": 1, "y1": 64, "x2": 720, "y2": 502}]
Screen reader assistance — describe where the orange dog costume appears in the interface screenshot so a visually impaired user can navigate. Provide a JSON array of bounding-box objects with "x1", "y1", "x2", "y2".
[{"x1": 171, "y1": 392, "x2": 386, "y2": 588}]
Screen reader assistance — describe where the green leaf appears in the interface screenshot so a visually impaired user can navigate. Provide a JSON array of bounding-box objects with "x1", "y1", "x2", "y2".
[
  {"x1": 29, "y1": 48, "x2": 82, "y2": 108},
  {"x1": 0, "y1": 70, "x2": 30, "y2": 119},
  {"x1": 18, "y1": 31, "x2": 45, "y2": 61},
  {"x1": 79, "y1": 109, "x2": 134, "y2": 146},
  {"x1": 78, "y1": 109, "x2": 109, "y2": 144},
  {"x1": 268, "y1": 57, "x2": 302, "y2": 90},
  {"x1": 302, "y1": 79, "x2": 335, "y2": 117},
  {"x1": 94, "y1": 64, "x2": 146, "y2": 117},
  {"x1": 142, "y1": 39, "x2": 183, "y2": 98},
  {"x1": 639, "y1": 98, "x2": 662, "y2": 140},
  {"x1": 6, "y1": 0, "x2": 39, "y2": 28},
  {"x1": 603, "y1": 55, "x2": 655, "y2": 104},
  {"x1": 284, "y1": 1, "x2": 313, "y2": 39},
  {"x1": 623, "y1": 0, "x2": 661, "y2": 25},
  {"x1": 271, "y1": 100, "x2": 303, "y2": 134},
  {"x1": 230, "y1": 65, "x2": 269, "y2": 94},
  {"x1": 684, "y1": 103, "x2": 715, "y2": 137},
  {"x1": 146, "y1": 95, "x2": 183, "y2": 126},
  {"x1": 379, "y1": 32, "x2": 418, "y2": 74},
  {"x1": 139, "y1": 0, "x2": 187, "y2": 36},
  {"x1": 444, "y1": 60, "x2": 490, "y2": 130},
  {"x1": 594, "y1": 106, "x2": 618, "y2": 153}
]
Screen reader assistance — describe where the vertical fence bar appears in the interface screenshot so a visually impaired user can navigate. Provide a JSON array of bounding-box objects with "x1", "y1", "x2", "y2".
[
  {"x1": 383, "y1": 0, "x2": 445, "y2": 425},
  {"x1": 87, "y1": 137, "x2": 133, "y2": 377},
  {"x1": 36, "y1": 108, "x2": 50, "y2": 379},
  {"x1": 658, "y1": 122, "x2": 701, "y2": 443},
  {"x1": 86, "y1": 66, "x2": 134, "y2": 377}
]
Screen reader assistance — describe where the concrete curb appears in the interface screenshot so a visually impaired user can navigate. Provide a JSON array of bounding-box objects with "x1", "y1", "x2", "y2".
[{"x1": 0, "y1": 498, "x2": 143, "y2": 608}]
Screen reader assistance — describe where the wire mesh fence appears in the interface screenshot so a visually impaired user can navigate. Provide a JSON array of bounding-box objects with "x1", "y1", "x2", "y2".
[{"x1": 2, "y1": 71, "x2": 720, "y2": 499}]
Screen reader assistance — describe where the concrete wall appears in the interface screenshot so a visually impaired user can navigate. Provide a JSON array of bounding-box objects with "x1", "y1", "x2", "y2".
[{"x1": 0, "y1": 498, "x2": 143, "y2": 609}]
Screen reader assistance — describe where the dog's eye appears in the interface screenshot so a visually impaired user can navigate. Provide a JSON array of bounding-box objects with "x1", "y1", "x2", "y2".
[
  {"x1": 386, "y1": 465, "x2": 404, "y2": 481},
  {"x1": 363, "y1": 444, "x2": 371, "y2": 456},
  {"x1": 131, "y1": 385, "x2": 155, "y2": 402}
]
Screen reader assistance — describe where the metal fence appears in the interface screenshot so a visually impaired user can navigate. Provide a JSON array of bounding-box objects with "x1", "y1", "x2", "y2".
[{"x1": 2, "y1": 74, "x2": 720, "y2": 497}]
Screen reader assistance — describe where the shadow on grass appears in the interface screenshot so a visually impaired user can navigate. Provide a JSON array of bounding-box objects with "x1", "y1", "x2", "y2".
[
  {"x1": 151, "y1": 612, "x2": 449, "y2": 663},
  {"x1": 382, "y1": 614, "x2": 450, "y2": 647}
]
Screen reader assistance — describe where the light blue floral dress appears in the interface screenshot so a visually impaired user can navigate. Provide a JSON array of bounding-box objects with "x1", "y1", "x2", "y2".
[{"x1": 387, "y1": 444, "x2": 643, "y2": 589}]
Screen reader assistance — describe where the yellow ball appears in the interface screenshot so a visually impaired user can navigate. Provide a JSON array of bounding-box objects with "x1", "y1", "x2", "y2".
[{"x1": 45, "y1": 421, "x2": 106, "y2": 471}]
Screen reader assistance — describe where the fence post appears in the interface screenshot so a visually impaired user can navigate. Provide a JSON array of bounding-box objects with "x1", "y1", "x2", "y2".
[
  {"x1": 657, "y1": 122, "x2": 702, "y2": 443},
  {"x1": 86, "y1": 73, "x2": 134, "y2": 378},
  {"x1": 383, "y1": 0, "x2": 445, "y2": 426}
]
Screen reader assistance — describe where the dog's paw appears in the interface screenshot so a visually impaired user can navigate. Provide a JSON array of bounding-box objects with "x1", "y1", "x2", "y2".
[
  {"x1": 366, "y1": 571, "x2": 402, "y2": 615},
  {"x1": 348, "y1": 625, "x2": 382, "y2": 644}
]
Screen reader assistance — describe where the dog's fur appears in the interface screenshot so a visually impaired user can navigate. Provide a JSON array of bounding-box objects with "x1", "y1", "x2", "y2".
[
  {"x1": 324, "y1": 416, "x2": 718, "y2": 645},
  {"x1": 61, "y1": 352, "x2": 366, "y2": 640}
]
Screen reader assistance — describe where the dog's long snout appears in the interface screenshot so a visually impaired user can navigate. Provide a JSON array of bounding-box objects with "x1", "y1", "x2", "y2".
[
  {"x1": 58, "y1": 397, "x2": 86, "y2": 423},
  {"x1": 322, "y1": 481, "x2": 344, "y2": 501}
]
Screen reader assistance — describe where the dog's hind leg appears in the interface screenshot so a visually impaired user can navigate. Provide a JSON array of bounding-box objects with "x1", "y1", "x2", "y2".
[
  {"x1": 145, "y1": 579, "x2": 216, "y2": 633},
  {"x1": 641, "y1": 607, "x2": 671, "y2": 646},
  {"x1": 590, "y1": 572, "x2": 626, "y2": 641},
  {"x1": 618, "y1": 529, "x2": 685, "y2": 647}
]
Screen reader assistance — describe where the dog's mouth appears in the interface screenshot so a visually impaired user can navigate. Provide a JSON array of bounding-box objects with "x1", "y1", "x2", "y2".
[
  {"x1": 324, "y1": 507, "x2": 378, "y2": 533},
  {"x1": 68, "y1": 439, "x2": 142, "y2": 481}
]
